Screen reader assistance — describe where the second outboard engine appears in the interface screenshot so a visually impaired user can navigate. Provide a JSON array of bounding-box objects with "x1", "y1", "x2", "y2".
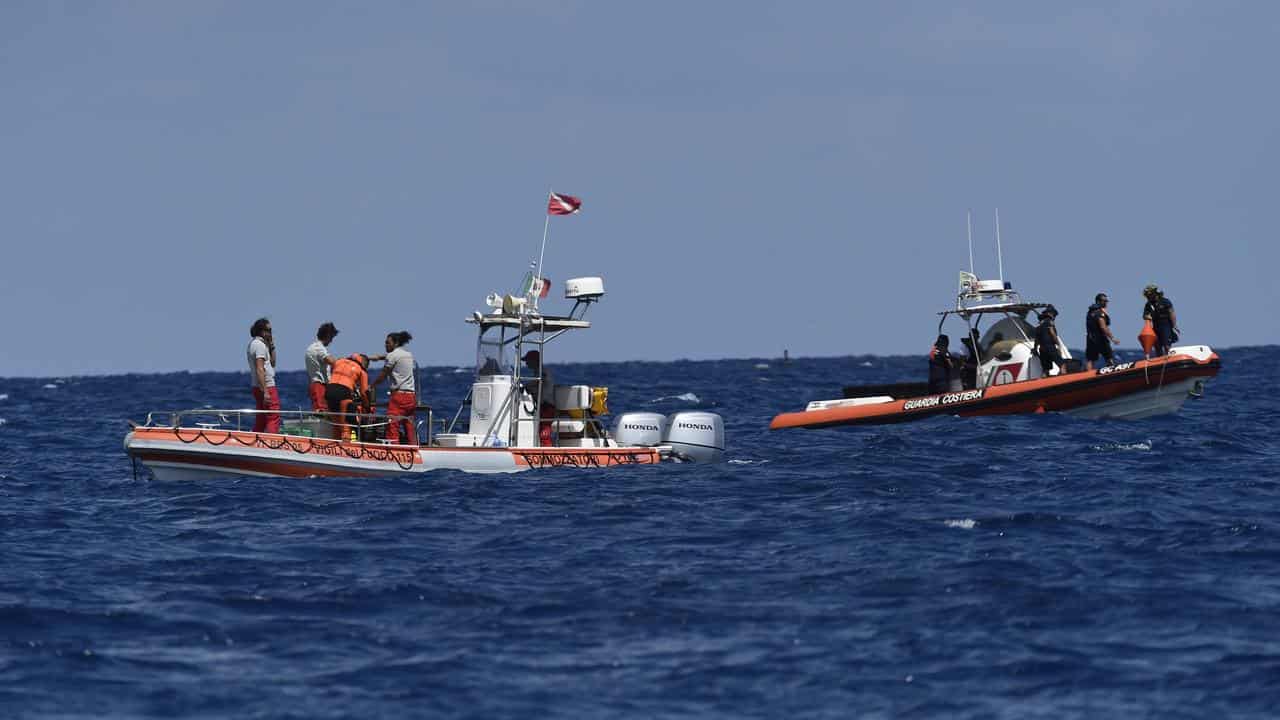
[
  {"x1": 613, "y1": 412, "x2": 667, "y2": 447},
  {"x1": 662, "y1": 411, "x2": 725, "y2": 463}
]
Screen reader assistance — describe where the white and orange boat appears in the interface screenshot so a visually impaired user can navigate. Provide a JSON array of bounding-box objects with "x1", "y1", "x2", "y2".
[
  {"x1": 125, "y1": 274, "x2": 725, "y2": 480},
  {"x1": 770, "y1": 272, "x2": 1221, "y2": 430}
]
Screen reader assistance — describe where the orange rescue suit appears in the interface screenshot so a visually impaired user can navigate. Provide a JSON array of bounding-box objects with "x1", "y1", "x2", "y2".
[{"x1": 329, "y1": 358, "x2": 369, "y2": 396}]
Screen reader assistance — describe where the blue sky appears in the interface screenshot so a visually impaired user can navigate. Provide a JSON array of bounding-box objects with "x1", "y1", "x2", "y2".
[{"x1": 2, "y1": 1, "x2": 1276, "y2": 377}]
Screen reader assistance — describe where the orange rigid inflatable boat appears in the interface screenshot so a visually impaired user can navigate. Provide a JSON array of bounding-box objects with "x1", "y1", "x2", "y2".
[
  {"x1": 771, "y1": 348, "x2": 1221, "y2": 429},
  {"x1": 770, "y1": 272, "x2": 1221, "y2": 430}
]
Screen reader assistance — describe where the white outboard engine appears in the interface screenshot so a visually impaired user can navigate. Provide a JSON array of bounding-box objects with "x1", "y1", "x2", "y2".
[
  {"x1": 662, "y1": 411, "x2": 725, "y2": 463},
  {"x1": 613, "y1": 412, "x2": 667, "y2": 447}
]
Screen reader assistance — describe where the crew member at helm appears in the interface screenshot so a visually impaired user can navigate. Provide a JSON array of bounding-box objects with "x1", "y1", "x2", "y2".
[
  {"x1": 522, "y1": 350, "x2": 555, "y2": 445},
  {"x1": 325, "y1": 353, "x2": 372, "y2": 441},
  {"x1": 1142, "y1": 284, "x2": 1179, "y2": 356},
  {"x1": 1084, "y1": 293, "x2": 1119, "y2": 370},
  {"x1": 1033, "y1": 306, "x2": 1068, "y2": 377},
  {"x1": 927, "y1": 335, "x2": 955, "y2": 394},
  {"x1": 959, "y1": 329, "x2": 981, "y2": 390}
]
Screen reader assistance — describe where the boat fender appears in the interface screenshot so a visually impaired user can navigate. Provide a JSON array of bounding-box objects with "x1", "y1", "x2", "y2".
[{"x1": 1139, "y1": 320, "x2": 1157, "y2": 356}]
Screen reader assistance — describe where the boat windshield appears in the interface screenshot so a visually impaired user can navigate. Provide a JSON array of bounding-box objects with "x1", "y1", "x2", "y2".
[
  {"x1": 979, "y1": 315, "x2": 1036, "y2": 355},
  {"x1": 476, "y1": 325, "x2": 515, "y2": 377}
]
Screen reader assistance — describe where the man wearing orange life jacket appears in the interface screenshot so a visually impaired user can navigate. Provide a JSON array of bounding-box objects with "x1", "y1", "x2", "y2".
[{"x1": 325, "y1": 354, "x2": 372, "y2": 441}]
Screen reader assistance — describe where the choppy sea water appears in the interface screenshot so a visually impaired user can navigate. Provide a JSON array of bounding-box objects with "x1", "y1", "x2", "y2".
[{"x1": 2, "y1": 347, "x2": 1278, "y2": 719}]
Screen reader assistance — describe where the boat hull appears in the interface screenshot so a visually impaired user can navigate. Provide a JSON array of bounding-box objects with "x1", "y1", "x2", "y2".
[
  {"x1": 125, "y1": 426, "x2": 665, "y2": 480},
  {"x1": 770, "y1": 346, "x2": 1221, "y2": 429}
]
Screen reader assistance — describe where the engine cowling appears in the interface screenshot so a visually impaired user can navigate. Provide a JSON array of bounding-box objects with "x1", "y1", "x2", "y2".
[
  {"x1": 612, "y1": 412, "x2": 667, "y2": 447},
  {"x1": 662, "y1": 411, "x2": 725, "y2": 463}
]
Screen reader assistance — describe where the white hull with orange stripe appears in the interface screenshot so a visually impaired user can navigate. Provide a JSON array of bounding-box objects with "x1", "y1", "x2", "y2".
[{"x1": 124, "y1": 425, "x2": 668, "y2": 481}]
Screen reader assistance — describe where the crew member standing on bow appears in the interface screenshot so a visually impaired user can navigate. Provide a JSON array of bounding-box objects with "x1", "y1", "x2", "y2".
[
  {"x1": 247, "y1": 317, "x2": 280, "y2": 434},
  {"x1": 304, "y1": 322, "x2": 339, "y2": 411},
  {"x1": 1084, "y1": 293, "x2": 1120, "y2": 370},
  {"x1": 326, "y1": 353, "x2": 372, "y2": 441},
  {"x1": 1142, "y1": 284, "x2": 1179, "y2": 356},
  {"x1": 371, "y1": 331, "x2": 417, "y2": 445},
  {"x1": 1033, "y1": 306, "x2": 1068, "y2": 377},
  {"x1": 927, "y1": 335, "x2": 954, "y2": 394}
]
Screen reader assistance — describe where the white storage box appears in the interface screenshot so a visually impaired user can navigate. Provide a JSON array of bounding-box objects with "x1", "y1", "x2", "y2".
[{"x1": 553, "y1": 385, "x2": 592, "y2": 410}]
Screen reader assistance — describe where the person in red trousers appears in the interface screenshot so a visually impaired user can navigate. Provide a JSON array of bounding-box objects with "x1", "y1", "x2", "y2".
[
  {"x1": 371, "y1": 331, "x2": 418, "y2": 445},
  {"x1": 247, "y1": 317, "x2": 281, "y2": 434},
  {"x1": 304, "y1": 322, "x2": 340, "y2": 411}
]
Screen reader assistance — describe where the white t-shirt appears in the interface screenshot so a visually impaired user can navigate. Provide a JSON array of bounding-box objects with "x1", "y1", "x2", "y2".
[
  {"x1": 304, "y1": 340, "x2": 331, "y2": 384},
  {"x1": 384, "y1": 347, "x2": 416, "y2": 393},
  {"x1": 247, "y1": 337, "x2": 276, "y2": 388}
]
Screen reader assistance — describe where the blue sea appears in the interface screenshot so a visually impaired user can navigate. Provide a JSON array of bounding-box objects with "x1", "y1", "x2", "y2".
[{"x1": 2, "y1": 347, "x2": 1278, "y2": 719}]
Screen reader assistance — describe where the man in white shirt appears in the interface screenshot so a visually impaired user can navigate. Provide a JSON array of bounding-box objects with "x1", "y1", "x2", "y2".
[
  {"x1": 247, "y1": 317, "x2": 280, "y2": 434},
  {"x1": 305, "y1": 322, "x2": 340, "y2": 411}
]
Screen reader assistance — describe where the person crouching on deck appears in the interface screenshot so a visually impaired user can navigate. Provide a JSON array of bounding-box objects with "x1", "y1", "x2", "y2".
[
  {"x1": 370, "y1": 331, "x2": 418, "y2": 446},
  {"x1": 325, "y1": 353, "x2": 371, "y2": 441}
]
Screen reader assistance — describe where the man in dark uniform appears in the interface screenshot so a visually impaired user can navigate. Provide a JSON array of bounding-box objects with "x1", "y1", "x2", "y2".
[
  {"x1": 1033, "y1": 306, "x2": 1067, "y2": 377},
  {"x1": 959, "y1": 331, "x2": 981, "y2": 390},
  {"x1": 1142, "y1": 284, "x2": 1179, "y2": 356},
  {"x1": 927, "y1": 334, "x2": 954, "y2": 393},
  {"x1": 1084, "y1": 292, "x2": 1120, "y2": 370}
]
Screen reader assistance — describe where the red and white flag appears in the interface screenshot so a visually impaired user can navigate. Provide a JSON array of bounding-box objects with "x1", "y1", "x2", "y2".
[
  {"x1": 547, "y1": 192, "x2": 582, "y2": 216},
  {"x1": 531, "y1": 275, "x2": 551, "y2": 298}
]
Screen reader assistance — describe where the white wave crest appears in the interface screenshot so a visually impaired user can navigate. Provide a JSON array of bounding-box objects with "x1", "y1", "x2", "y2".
[
  {"x1": 727, "y1": 459, "x2": 769, "y2": 465},
  {"x1": 860, "y1": 361, "x2": 874, "y2": 367},
  {"x1": 43, "y1": 384, "x2": 57, "y2": 389},
  {"x1": 945, "y1": 519, "x2": 976, "y2": 529},
  {"x1": 0, "y1": 418, "x2": 7, "y2": 426},
  {"x1": 0, "y1": 393, "x2": 7, "y2": 400},
  {"x1": 453, "y1": 367, "x2": 469, "y2": 373},
  {"x1": 754, "y1": 363, "x2": 770, "y2": 369},
  {"x1": 1092, "y1": 440, "x2": 1152, "y2": 452},
  {"x1": 649, "y1": 392, "x2": 700, "y2": 404}
]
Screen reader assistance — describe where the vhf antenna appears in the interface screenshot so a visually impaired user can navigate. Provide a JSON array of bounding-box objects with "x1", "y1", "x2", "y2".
[
  {"x1": 966, "y1": 208, "x2": 974, "y2": 276},
  {"x1": 995, "y1": 207, "x2": 1005, "y2": 283}
]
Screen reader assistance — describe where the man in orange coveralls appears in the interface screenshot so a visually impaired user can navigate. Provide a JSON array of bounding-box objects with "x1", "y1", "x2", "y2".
[{"x1": 325, "y1": 354, "x2": 372, "y2": 441}]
